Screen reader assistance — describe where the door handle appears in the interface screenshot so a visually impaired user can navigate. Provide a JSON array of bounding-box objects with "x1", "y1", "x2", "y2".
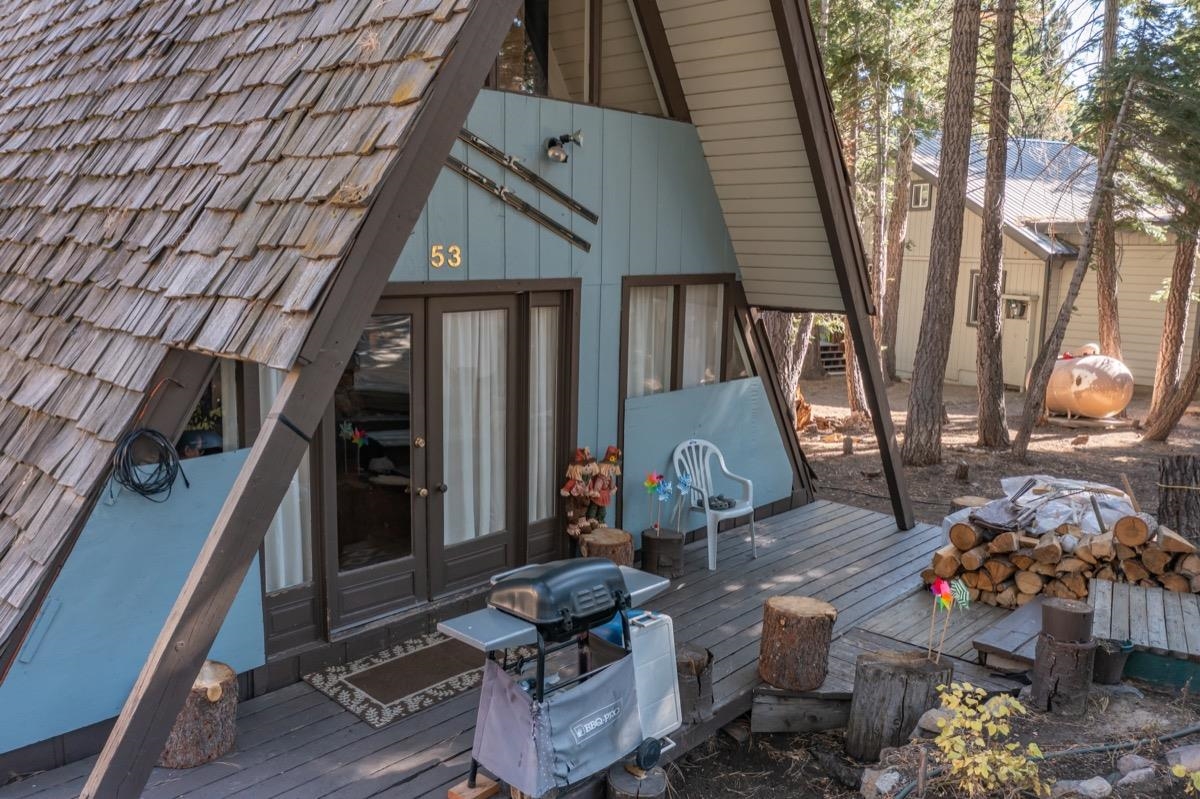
[
  {"x1": 435, "y1": 483, "x2": 449, "y2": 493},
  {"x1": 416, "y1": 487, "x2": 429, "y2": 497}
]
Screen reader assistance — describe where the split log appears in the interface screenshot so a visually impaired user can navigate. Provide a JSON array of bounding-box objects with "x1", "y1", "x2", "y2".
[
  {"x1": 988, "y1": 532, "x2": 1021, "y2": 554},
  {"x1": 1031, "y1": 561, "x2": 1058, "y2": 577},
  {"x1": 1074, "y1": 539, "x2": 1097, "y2": 565},
  {"x1": 607, "y1": 764, "x2": 667, "y2": 799},
  {"x1": 1158, "y1": 455, "x2": 1200, "y2": 547},
  {"x1": 921, "y1": 568, "x2": 937, "y2": 585},
  {"x1": 158, "y1": 661, "x2": 237, "y2": 769},
  {"x1": 1094, "y1": 565, "x2": 1117, "y2": 581},
  {"x1": 1090, "y1": 533, "x2": 1115, "y2": 561},
  {"x1": 1016, "y1": 591, "x2": 1039, "y2": 607},
  {"x1": 960, "y1": 545, "x2": 990, "y2": 572},
  {"x1": 950, "y1": 523, "x2": 982, "y2": 552},
  {"x1": 1156, "y1": 526, "x2": 1197, "y2": 555},
  {"x1": 1060, "y1": 573, "x2": 1087, "y2": 599},
  {"x1": 1120, "y1": 558, "x2": 1149, "y2": 583},
  {"x1": 1014, "y1": 571, "x2": 1045, "y2": 595},
  {"x1": 676, "y1": 643, "x2": 714, "y2": 724},
  {"x1": 1115, "y1": 543, "x2": 1137, "y2": 562},
  {"x1": 1057, "y1": 558, "x2": 1088, "y2": 574},
  {"x1": 978, "y1": 590, "x2": 997, "y2": 606},
  {"x1": 1030, "y1": 634, "x2": 1096, "y2": 716},
  {"x1": 960, "y1": 571, "x2": 980, "y2": 589},
  {"x1": 1043, "y1": 579, "x2": 1071, "y2": 599},
  {"x1": 1010, "y1": 550, "x2": 1036, "y2": 570},
  {"x1": 844, "y1": 651, "x2": 953, "y2": 762},
  {"x1": 975, "y1": 572, "x2": 995, "y2": 592},
  {"x1": 1114, "y1": 514, "x2": 1154, "y2": 548},
  {"x1": 1141, "y1": 547, "x2": 1174, "y2": 576},
  {"x1": 1179, "y1": 554, "x2": 1200, "y2": 577},
  {"x1": 1192, "y1": 575, "x2": 1200, "y2": 593},
  {"x1": 983, "y1": 558, "x2": 1015, "y2": 585},
  {"x1": 995, "y1": 584, "x2": 1018, "y2": 609},
  {"x1": 931, "y1": 545, "x2": 962, "y2": 579},
  {"x1": 758, "y1": 597, "x2": 837, "y2": 691},
  {"x1": 1032, "y1": 536, "x2": 1063, "y2": 564},
  {"x1": 580, "y1": 528, "x2": 634, "y2": 566},
  {"x1": 1159, "y1": 573, "x2": 1192, "y2": 593}
]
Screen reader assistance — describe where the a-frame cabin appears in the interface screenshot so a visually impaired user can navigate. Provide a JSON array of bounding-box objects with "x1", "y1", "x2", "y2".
[{"x1": 0, "y1": 1, "x2": 912, "y2": 794}]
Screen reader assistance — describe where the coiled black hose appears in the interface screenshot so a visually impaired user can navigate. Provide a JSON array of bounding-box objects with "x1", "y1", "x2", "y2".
[{"x1": 111, "y1": 428, "x2": 190, "y2": 502}]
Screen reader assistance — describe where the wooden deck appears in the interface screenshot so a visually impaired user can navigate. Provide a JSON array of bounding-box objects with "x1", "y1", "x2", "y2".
[
  {"x1": 975, "y1": 580, "x2": 1200, "y2": 668},
  {"x1": 2, "y1": 500, "x2": 957, "y2": 799}
]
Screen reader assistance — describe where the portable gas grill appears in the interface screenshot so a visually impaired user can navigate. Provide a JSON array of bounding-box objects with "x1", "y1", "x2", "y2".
[{"x1": 439, "y1": 559, "x2": 680, "y2": 798}]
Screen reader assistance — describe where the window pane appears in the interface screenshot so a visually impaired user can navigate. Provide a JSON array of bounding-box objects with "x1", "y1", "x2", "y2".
[
  {"x1": 529, "y1": 307, "x2": 559, "y2": 522},
  {"x1": 334, "y1": 316, "x2": 413, "y2": 571},
  {"x1": 177, "y1": 361, "x2": 238, "y2": 459},
  {"x1": 727, "y1": 323, "x2": 754, "y2": 380},
  {"x1": 261, "y1": 366, "x2": 313, "y2": 592},
  {"x1": 443, "y1": 309, "x2": 508, "y2": 544},
  {"x1": 681, "y1": 284, "x2": 724, "y2": 388},
  {"x1": 626, "y1": 286, "x2": 674, "y2": 397}
]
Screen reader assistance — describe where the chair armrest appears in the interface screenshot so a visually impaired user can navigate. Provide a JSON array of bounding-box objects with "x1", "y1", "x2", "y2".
[{"x1": 716, "y1": 462, "x2": 753, "y2": 502}]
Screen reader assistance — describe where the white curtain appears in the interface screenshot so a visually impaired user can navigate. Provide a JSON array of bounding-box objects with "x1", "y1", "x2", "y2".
[
  {"x1": 219, "y1": 361, "x2": 240, "y2": 452},
  {"x1": 626, "y1": 286, "x2": 674, "y2": 397},
  {"x1": 528, "y1": 307, "x2": 559, "y2": 522},
  {"x1": 259, "y1": 366, "x2": 313, "y2": 593},
  {"x1": 682, "y1": 284, "x2": 723, "y2": 388},
  {"x1": 443, "y1": 310, "x2": 508, "y2": 545}
]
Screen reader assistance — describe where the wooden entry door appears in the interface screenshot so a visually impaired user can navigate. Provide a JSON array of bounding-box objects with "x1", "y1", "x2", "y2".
[
  {"x1": 426, "y1": 295, "x2": 521, "y2": 595},
  {"x1": 324, "y1": 298, "x2": 428, "y2": 630}
]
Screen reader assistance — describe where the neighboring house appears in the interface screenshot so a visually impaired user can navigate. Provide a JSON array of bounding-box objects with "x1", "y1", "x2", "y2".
[
  {"x1": 0, "y1": 0, "x2": 910, "y2": 783},
  {"x1": 895, "y1": 135, "x2": 1193, "y2": 389}
]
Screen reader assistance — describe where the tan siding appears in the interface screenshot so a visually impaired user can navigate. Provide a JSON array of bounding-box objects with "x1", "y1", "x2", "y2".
[
  {"x1": 660, "y1": 0, "x2": 844, "y2": 311},
  {"x1": 550, "y1": 0, "x2": 587, "y2": 102},
  {"x1": 600, "y1": 0, "x2": 662, "y2": 115}
]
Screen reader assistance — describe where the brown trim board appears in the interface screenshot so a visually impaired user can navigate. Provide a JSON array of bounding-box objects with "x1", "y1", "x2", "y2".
[
  {"x1": 0, "y1": 350, "x2": 216, "y2": 683},
  {"x1": 81, "y1": 4, "x2": 524, "y2": 797},
  {"x1": 587, "y1": 0, "x2": 602, "y2": 104},
  {"x1": 629, "y1": 0, "x2": 691, "y2": 123},
  {"x1": 767, "y1": 0, "x2": 913, "y2": 530}
]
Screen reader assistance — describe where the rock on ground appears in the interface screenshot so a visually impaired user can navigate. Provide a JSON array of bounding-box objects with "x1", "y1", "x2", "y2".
[
  {"x1": 1167, "y1": 744, "x2": 1200, "y2": 773},
  {"x1": 1051, "y1": 776, "x2": 1112, "y2": 798},
  {"x1": 1116, "y1": 754, "x2": 1154, "y2": 775},
  {"x1": 917, "y1": 708, "x2": 952, "y2": 733},
  {"x1": 859, "y1": 767, "x2": 902, "y2": 799},
  {"x1": 1115, "y1": 767, "x2": 1157, "y2": 788}
]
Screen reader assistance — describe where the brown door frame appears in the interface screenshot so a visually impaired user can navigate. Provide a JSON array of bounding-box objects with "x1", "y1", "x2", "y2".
[{"x1": 321, "y1": 298, "x2": 428, "y2": 631}]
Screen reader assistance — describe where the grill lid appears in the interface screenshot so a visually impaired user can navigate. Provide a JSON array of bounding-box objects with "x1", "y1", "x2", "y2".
[{"x1": 487, "y1": 558, "x2": 628, "y2": 640}]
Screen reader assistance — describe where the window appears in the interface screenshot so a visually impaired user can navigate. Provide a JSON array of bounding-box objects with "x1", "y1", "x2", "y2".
[
  {"x1": 490, "y1": 7, "x2": 548, "y2": 96},
  {"x1": 176, "y1": 361, "x2": 242, "y2": 458},
  {"x1": 623, "y1": 277, "x2": 754, "y2": 398},
  {"x1": 261, "y1": 366, "x2": 313, "y2": 593},
  {"x1": 966, "y1": 269, "x2": 1007, "y2": 327},
  {"x1": 911, "y1": 182, "x2": 931, "y2": 210}
]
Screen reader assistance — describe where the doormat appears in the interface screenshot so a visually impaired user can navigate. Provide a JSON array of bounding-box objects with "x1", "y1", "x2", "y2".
[{"x1": 304, "y1": 632, "x2": 484, "y2": 728}]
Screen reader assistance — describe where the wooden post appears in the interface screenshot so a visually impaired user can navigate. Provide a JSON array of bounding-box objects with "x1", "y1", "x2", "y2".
[
  {"x1": 845, "y1": 651, "x2": 952, "y2": 762},
  {"x1": 81, "y1": 5, "x2": 524, "y2": 797},
  {"x1": 580, "y1": 528, "x2": 635, "y2": 566},
  {"x1": 641, "y1": 527, "x2": 685, "y2": 578},
  {"x1": 676, "y1": 643, "x2": 714, "y2": 724},
  {"x1": 606, "y1": 764, "x2": 667, "y2": 799},
  {"x1": 757, "y1": 597, "x2": 837, "y2": 691}
]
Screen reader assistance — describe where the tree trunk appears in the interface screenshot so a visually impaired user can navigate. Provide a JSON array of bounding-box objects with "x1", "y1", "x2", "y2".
[
  {"x1": 975, "y1": 0, "x2": 1016, "y2": 449},
  {"x1": 870, "y1": 79, "x2": 889, "y2": 352},
  {"x1": 882, "y1": 106, "x2": 916, "y2": 383},
  {"x1": 818, "y1": 0, "x2": 830, "y2": 50},
  {"x1": 1143, "y1": 308, "x2": 1200, "y2": 441},
  {"x1": 1148, "y1": 208, "x2": 1199, "y2": 419},
  {"x1": 844, "y1": 331, "x2": 870, "y2": 418},
  {"x1": 901, "y1": 0, "x2": 983, "y2": 466},
  {"x1": 1157, "y1": 456, "x2": 1200, "y2": 546},
  {"x1": 1095, "y1": 0, "x2": 1122, "y2": 360},
  {"x1": 845, "y1": 651, "x2": 953, "y2": 762},
  {"x1": 1013, "y1": 78, "x2": 1136, "y2": 460},
  {"x1": 762, "y1": 311, "x2": 815, "y2": 422}
]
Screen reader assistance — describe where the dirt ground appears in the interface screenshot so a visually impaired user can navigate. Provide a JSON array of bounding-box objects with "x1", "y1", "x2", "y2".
[
  {"x1": 671, "y1": 682, "x2": 1200, "y2": 798},
  {"x1": 797, "y1": 377, "x2": 1200, "y2": 525}
]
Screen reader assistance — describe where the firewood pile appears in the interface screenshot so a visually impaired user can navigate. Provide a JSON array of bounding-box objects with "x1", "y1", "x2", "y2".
[{"x1": 924, "y1": 476, "x2": 1200, "y2": 609}]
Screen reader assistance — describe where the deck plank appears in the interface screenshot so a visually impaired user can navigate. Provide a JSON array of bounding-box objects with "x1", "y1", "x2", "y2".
[
  {"x1": 1180, "y1": 594, "x2": 1200, "y2": 663},
  {"x1": 1110, "y1": 581, "x2": 1130, "y2": 642},
  {"x1": 1091, "y1": 579, "x2": 1112, "y2": 641},
  {"x1": 1163, "y1": 590, "x2": 1189, "y2": 661},
  {"x1": 1128, "y1": 584, "x2": 1148, "y2": 650},
  {"x1": 1144, "y1": 586, "x2": 1169, "y2": 654}
]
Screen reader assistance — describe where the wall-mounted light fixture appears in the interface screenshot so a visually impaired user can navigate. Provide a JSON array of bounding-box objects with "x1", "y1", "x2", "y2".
[{"x1": 545, "y1": 130, "x2": 583, "y2": 163}]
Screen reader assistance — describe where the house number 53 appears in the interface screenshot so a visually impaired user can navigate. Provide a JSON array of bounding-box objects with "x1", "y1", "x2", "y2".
[{"x1": 430, "y1": 244, "x2": 462, "y2": 268}]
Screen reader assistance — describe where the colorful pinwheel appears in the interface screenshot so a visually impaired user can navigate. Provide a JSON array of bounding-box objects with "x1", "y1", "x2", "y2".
[{"x1": 643, "y1": 472, "x2": 663, "y2": 492}]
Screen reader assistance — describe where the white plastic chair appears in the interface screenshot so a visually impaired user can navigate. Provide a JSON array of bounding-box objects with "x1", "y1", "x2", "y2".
[{"x1": 671, "y1": 439, "x2": 756, "y2": 571}]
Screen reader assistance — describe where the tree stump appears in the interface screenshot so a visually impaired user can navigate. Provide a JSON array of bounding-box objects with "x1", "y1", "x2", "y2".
[
  {"x1": 845, "y1": 651, "x2": 952, "y2": 762},
  {"x1": 641, "y1": 527, "x2": 685, "y2": 578},
  {"x1": 1159, "y1": 455, "x2": 1200, "y2": 547},
  {"x1": 757, "y1": 597, "x2": 837, "y2": 691},
  {"x1": 606, "y1": 764, "x2": 667, "y2": 798},
  {"x1": 1041, "y1": 598, "x2": 1093, "y2": 642},
  {"x1": 676, "y1": 642, "x2": 714, "y2": 724},
  {"x1": 580, "y1": 528, "x2": 634, "y2": 566},
  {"x1": 158, "y1": 660, "x2": 237, "y2": 769},
  {"x1": 1030, "y1": 634, "x2": 1096, "y2": 716},
  {"x1": 950, "y1": 495, "x2": 989, "y2": 515}
]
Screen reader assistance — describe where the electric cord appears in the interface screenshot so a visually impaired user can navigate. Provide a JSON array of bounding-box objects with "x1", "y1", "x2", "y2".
[{"x1": 110, "y1": 427, "x2": 190, "y2": 502}]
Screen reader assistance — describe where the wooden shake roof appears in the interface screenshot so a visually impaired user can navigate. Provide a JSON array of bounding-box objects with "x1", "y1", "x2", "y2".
[{"x1": 0, "y1": 0, "x2": 476, "y2": 648}]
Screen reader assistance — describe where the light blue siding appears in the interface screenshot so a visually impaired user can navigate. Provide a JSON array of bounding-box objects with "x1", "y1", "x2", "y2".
[
  {"x1": 392, "y1": 90, "x2": 742, "y2": 458},
  {"x1": 621, "y1": 379, "x2": 794, "y2": 544},
  {"x1": 0, "y1": 451, "x2": 265, "y2": 754}
]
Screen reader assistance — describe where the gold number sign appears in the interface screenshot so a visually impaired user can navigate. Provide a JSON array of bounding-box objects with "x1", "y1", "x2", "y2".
[{"x1": 430, "y1": 244, "x2": 463, "y2": 269}]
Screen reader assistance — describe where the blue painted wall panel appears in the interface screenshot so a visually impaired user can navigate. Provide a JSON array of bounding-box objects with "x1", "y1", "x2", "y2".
[
  {"x1": 622, "y1": 379, "x2": 793, "y2": 544},
  {"x1": 0, "y1": 451, "x2": 265, "y2": 754}
]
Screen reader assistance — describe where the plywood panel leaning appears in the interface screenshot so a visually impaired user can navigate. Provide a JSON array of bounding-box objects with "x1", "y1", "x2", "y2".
[{"x1": 757, "y1": 597, "x2": 837, "y2": 691}]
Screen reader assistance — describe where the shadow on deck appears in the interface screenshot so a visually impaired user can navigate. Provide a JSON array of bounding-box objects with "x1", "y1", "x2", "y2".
[{"x1": 3, "y1": 500, "x2": 985, "y2": 799}]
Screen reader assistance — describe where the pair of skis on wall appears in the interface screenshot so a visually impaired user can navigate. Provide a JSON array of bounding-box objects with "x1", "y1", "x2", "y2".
[{"x1": 447, "y1": 127, "x2": 599, "y2": 253}]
